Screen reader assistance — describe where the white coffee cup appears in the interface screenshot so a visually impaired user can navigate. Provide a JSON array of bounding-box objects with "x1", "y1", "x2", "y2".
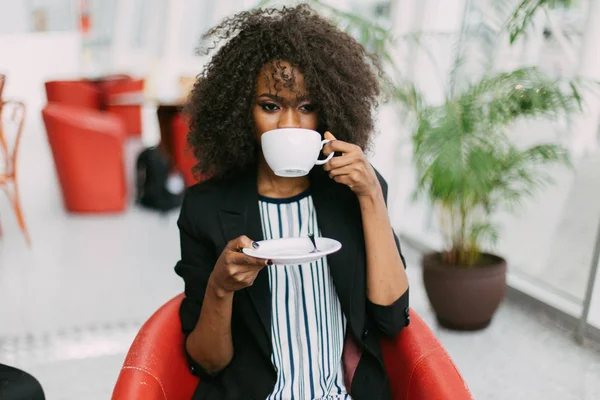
[{"x1": 261, "y1": 128, "x2": 334, "y2": 177}]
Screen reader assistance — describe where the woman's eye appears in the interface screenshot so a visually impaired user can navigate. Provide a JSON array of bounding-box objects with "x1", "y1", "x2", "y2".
[
  {"x1": 300, "y1": 103, "x2": 316, "y2": 112},
  {"x1": 260, "y1": 103, "x2": 279, "y2": 112}
]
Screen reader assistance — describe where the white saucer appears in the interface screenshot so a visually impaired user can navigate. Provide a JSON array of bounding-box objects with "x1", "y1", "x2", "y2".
[{"x1": 242, "y1": 237, "x2": 342, "y2": 265}]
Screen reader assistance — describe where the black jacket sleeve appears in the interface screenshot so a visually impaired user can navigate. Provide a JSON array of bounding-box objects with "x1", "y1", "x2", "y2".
[
  {"x1": 365, "y1": 169, "x2": 410, "y2": 338},
  {"x1": 174, "y1": 188, "x2": 226, "y2": 381}
]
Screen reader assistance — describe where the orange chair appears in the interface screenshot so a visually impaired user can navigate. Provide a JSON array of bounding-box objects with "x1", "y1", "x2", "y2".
[
  {"x1": 44, "y1": 80, "x2": 102, "y2": 110},
  {"x1": 111, "y1": 293, "x2": 473, "y2": 400},
  {"x1": 42, "y1": 103, "x2": 127, "y2": 213},
  {"x1": 170, "y1": 113, "x2": 198, "y2": 187},
  {"x1": 0, "y1": 98, "x2": 30, "y2": 244},
  {"x1": 103, "y1": 78, "x2": 145, "y2": 138}
]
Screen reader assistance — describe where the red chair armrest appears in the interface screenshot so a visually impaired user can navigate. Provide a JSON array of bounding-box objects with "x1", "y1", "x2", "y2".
[
  {"x1": 112, "y1": 294, "x2": 199, "y2": 400},
  {"x1": 381, "y1": 308, "x2": 473, "y2": 400}
]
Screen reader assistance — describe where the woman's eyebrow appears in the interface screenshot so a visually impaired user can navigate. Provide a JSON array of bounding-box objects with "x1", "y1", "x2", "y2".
[
  {"x1": 256, "y1": 93, "x2": 311, "y2": 102},
  {"x1": 257, "y1": 93, "x2": 283, "y2": 101}
]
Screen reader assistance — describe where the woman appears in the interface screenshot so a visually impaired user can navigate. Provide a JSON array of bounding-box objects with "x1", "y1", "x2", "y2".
[{"x1": 175, "y1": 5, "x2": 410, "y2": 399}]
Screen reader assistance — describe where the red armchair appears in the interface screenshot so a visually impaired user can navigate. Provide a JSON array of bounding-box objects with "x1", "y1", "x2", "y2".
[
  {"x1": 42, "y1": 103, "x2": 127, "y2": 213},
  {"x1": 44, "y1": 80, "x2": 101, "y2": 110},
  {"x1": 45, "y1": 77, "x2": 145, "y2": 138},
  {"x1": 103, "y1": 78, "x2": 145, "y2": 137},
  {"x1": 111, "y1": 293, "x2": 472, "y2": 400},
  {"x1": 170, "y1": 113, "x2": 198, "y2": 187}
]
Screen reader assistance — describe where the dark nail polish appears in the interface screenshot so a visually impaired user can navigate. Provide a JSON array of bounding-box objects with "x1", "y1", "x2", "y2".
[
  {"x1": 252, "y1": 241, "x2": 260, "y2": 249},
  {"x1": 267, "y1": 259, "x2": 273, "y2": 266}
]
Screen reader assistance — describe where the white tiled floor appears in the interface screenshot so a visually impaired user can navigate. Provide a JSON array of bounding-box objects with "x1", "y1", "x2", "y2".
[{"x1": 1, "y1": 203, "x2": 600, "y2": 399}]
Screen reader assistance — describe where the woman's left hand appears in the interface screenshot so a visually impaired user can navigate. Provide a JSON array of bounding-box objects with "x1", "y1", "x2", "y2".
[{"x1": 322, "y1": 131, "x2": 381, "y2": 198}]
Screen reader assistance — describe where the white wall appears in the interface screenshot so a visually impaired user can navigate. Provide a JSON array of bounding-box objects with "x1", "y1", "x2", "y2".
[
  {"x1": 0, "y1": 32, "x2": 82, "y2": 219},
  {"x1": 0, "y1": 32, "x2": 82, "y2": 133}
]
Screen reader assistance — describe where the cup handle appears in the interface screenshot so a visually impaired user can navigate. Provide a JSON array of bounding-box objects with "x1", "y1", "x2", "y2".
[{"x1": 315, "y1": 139, "x2": 334, "y2": 165}]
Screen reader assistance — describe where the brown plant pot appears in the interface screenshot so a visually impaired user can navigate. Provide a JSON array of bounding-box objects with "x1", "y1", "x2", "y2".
[{"x1": 422, "y1": 252, "x2": 507, "y2": 331}]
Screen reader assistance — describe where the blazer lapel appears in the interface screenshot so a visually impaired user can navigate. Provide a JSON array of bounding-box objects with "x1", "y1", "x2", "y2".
[
  {"x1": 310, "y1": 169, "x2": 362, "y2": 332},
  {"x1": 218, "y1": 169, "x2": 272, "y2": 356}
]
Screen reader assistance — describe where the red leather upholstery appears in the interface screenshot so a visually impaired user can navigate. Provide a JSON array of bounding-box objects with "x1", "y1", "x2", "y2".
[
  {"x1": 103, "y1": 78, "x2": 145, "y2": 137},
  {"x1": 44, "y1": 80, "x2": 101, "y2": 110},
  {"x1": 42, "y1": 103, "x2": 127, "y2": 213},
  {"x1": 170, "y1": 113, "x2": 197, "y2": 187},
  {"x1": 380, "y1": 315, "x2": 473, "y2": 399},
  {"x1": 112, "y1": 293, "x2": 473, "y2": 400},
  {"x1": 112, "y1": 294, "x2": 198, "y2": 400}
]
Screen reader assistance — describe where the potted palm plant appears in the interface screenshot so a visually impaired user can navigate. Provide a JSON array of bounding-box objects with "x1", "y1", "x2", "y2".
[{"x1": 411, "y1": 67, "x2": 580, "y2": 329}]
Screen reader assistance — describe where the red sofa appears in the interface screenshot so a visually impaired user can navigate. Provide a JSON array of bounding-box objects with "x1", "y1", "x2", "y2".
[
  {"x1": 111, "y1": 293, "x2": 473, "y2": 400},
  {"x1": 42, "y1": 103, "x2": 127, "y2": 213}
]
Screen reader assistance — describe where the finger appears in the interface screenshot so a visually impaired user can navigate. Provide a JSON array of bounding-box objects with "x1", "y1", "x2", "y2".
[
  {"x1": 323, "y1": 139, "x2": 360, "y2": 157},
  {"x1": 227, "y1": 235, "x2": 259, "y2": 252},
  {"x1": 231, "y1": 251, "x2": 271, "y2": 267},
  {"x1": 322, "y1": 153, "x2": 361, "y2": 171},
  {"x1": 322, "y1": 131, "x2": 337, "y2": 157},
  {"x1": 328, "y1": 165, "x2": 359, "y2": 178}
]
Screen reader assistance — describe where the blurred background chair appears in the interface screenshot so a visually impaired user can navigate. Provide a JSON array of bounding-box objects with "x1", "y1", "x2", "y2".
[
  {"x1": 170, "y1": 113, "x2": 197, "y2": 187},
  {"x1": 42, "y1": 103, "x2": 128, "y2": 213},
  {"x1": 111, "y1": 293, "x2": 473, "y2": 400},
  {"x1": 44, "y1": 80, "x2": 102, "y2": 110},
  {"x1": 102, "y1": 78, "x2": 145, "y2": 138},
  {"x1": 0, "y1": 80, "x2": 30, "y2": 244},
  {"x1": 45, "y1": 77, "x2": 145, "y2": 139}
]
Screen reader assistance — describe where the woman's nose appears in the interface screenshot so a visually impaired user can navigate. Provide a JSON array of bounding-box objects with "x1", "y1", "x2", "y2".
[{"x1": 277, "y1": 109, "x2": 301, "y2": 128}]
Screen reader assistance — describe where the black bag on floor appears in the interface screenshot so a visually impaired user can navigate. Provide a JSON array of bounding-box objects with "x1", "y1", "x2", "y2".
[{"x1": 135, "y1": 146, "x2": 183, "y2": 212}]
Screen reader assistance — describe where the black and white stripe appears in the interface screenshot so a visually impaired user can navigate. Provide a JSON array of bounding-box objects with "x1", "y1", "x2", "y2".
[{"x1": 259, "y1": 190, "x2": 351, "y2": 400}]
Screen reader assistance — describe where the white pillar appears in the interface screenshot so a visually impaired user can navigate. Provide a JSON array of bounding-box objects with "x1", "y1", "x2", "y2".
[{"x1": 570, "y1": 0, "x2": 600, "y2": 157}]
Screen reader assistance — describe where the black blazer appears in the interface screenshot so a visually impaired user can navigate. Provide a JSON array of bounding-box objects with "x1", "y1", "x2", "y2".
[{"x1": 175, "y1": 165, "x2": 410, "y2": 400}]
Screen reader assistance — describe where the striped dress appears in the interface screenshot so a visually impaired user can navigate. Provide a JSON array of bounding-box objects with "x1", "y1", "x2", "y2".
[{"x1": 258, "y1": 189, "x2": 351, "y2": 400}]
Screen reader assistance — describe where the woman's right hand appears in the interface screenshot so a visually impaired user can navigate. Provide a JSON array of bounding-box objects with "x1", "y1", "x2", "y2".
[{"x1": 208, "y1": 235, "x2": 271, "y2": 297}]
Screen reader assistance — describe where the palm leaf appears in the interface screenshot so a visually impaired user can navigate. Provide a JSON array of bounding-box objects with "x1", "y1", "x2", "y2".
[{"x1": 506, "y1": 0, "x2": 575, "y2": 44}]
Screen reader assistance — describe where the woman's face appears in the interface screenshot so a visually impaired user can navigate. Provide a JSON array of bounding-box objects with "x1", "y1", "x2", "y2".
[{"x1": 252, "y1": 61, "x2": 319, "y2": 144}]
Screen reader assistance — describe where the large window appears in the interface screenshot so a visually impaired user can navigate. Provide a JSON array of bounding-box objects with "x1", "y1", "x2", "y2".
[
  {"x1": 179, "y1": 0, "x2": 217, "y2": 58},
  {"x1": 0, "y1": 0, "x2": 77, "y2": 34}
]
